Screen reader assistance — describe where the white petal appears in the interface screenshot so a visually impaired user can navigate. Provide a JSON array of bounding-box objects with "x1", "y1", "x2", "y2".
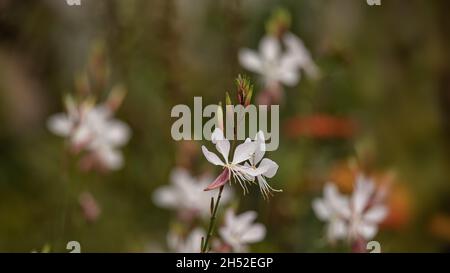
[
  {"x1": 234, "y1": 211, "x2": 257, "y2": 232},
  {"x1": 215, "y1": 139, "x2": 230, "y2": 163},
  {"x1": 47, "y1": 114, "x2": 73, "y2": 136},
  {"x1": 235, "y1": 164, "x2": 265, "y2": 177},
  {"x1": 201, "y1": 146, "x2": 224, "y2": 166},
  {"x1": 259, "y1": 158, "x2": 278, "y2": 178},
  {"x1": 106, "y1": 121, "x2": 131, "y2": 146},
  {"x1": 260, "y1": 35, "x2": 280, "y2": 62},
  {"x1": 253, "y1": 131, "x2": 266, "y2": 164},
  {"x1": 276, "y1": 64, "x2": 300, "y2": 86},
  {"x1": 352, "y1": 175, "x2": 375, "y2": 214},
  {"x1": 238, "y1": 49, "x2": 263, "y2": 73},
  {"x1": 152, "y1": 187, "x2": 178, "y2": 208},
  {"x1": 363, "y1": 205, "x2": 388, "y2": 223},
  {"x1": 72, "y1": 125, "x2": 91, "y2": 146},
  {"x1": 312, "y1": 199, "x2": 331, "y2": 220},
  {"x1": 357, "y1": 222, "x2": 378, "y2": 240},
  {"x1": 98, "y1": 147, "x2": 123, "y2": 170},
  {"x1": 232, "y1": 142, "x2": 256, "y2": 164},
  {"x1": 328, "y1": 218, "x2": 348, "y2": 240},
  {"x1": 211, "y1": 128, "x2": 225, "y2": 144},
  {"x1": 324, "y1": 183, "x2": 351, "y2": 218},
  {"x1": 241, "y1": 224, "x2": 266, "y2": 243}
]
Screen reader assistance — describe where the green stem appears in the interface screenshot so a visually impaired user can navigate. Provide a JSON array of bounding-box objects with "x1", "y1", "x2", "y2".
[{"x1": 201, "y1": 185, "x2": 225, "y2": 253}]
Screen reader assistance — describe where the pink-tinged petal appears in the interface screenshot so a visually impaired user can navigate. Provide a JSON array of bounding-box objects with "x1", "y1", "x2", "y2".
[
  {"x1": 232, "y1": 142, "x2": 256, "y2": 164},
  {"x1": 259, "y1": 158, "x2": 278, "y2": 178},
  {"x1": 201, "y1": 146, "x2": 224, "y2": 166},
  {"x1": 238, "y1": 49, "x2": 263, "y2": 73},
  {"x1": 215, "y1": 139, "x2": 230, "y2": 163},
  {"x1": 204, "y1": 168, "x2": 230, "y2": 191},
  {"x1": 259, "y1": 35, "x2": 280, "y2": 62}
]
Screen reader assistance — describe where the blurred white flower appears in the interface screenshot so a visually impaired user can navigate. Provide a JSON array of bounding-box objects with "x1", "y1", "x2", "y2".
[
  {"x1": 348, "y1": 175, "x2": 388, "y2": 241},
  {"x1": 239, "y1": 35, "x2": 300, "y2": 88},
  {"x1": 313, "y1": 175, "x2": 388, "y2": 244},
  {"x1": 283, "y1": 32, "x2": 320, "y2": 79},
  {"x1": 312, "y1": 183, "x2": 351, "y2": 243},
  {"x1": 219, "y1": 209, "x2": 266, "y2": 252},
  {"x1": 167, "y1": 228, "x2": 205, "y2": 253},
  {"x1": 77, "y1": 105, "x2": 130, "y2": 170},
  {"x1": 201, "y1": 128, "x2": 266, "y2": 192},
  {"x1": 152, "y1": 168, "x2": 233, "y2": 220},
  {"x1": 47, "y1": 96, "x2": 131, "y2": 171},
  {"x1": 245, "y1": 131, "x2": 281, "y2": 199}
]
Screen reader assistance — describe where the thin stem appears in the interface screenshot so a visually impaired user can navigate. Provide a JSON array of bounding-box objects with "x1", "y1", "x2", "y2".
[{"x1": 201, "y1": 185, "x2": 225, "y2": 253}]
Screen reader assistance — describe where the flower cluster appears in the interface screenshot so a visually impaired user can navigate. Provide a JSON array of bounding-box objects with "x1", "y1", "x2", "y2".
[
  {"x1": 312, "y1": 174, "x2": 388, "y2": 246},
  {"x1": 47, "y1": 90, "x2": 131, "y2": 171}
]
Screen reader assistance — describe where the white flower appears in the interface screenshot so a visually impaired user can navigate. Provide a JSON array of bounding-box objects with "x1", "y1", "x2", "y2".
[
  {"x1": 201, "y1": 128, "x2": 266, "y2": 193},
  {"x1": 348, "y1": 175, "x2": 388, "y2": 241},
  {"x1": 77, "y1": 105, "x2": 130, "y2": 170},
  {"x1": 48, "y1": 96, "x2": 130, "y2": 171},
  {"x1": 313, "y1": 175, "x2": 388, "y2": 244},
  {"x1": 167, "y1": 228, "x2": 205, "y2": 253},
  {"x1": 283, "y1": 32, "x2": 320, "y2": 79},
  {"x1": 239, "y1": 35, "x2": 300, "y2": 88},
  {"x1": 152, "y1": 168, "x2": 233, "y2": 219},
  {"x1": 312, "y1": 183, "x2": 351, "y2": 242},
  {"x1": 219, "y1": 209, "x2": 266, "y2": 252},
  {"x1": 245, "y1": 131, "x2": 281, "y2": 199}
]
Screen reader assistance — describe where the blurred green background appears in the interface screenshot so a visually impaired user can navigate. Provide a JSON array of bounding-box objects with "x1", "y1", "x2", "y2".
[{"x1": 0, "y1": 0, "x2": 450, "y2": 252}]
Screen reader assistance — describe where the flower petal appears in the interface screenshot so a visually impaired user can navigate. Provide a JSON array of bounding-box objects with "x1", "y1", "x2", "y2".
[
  {"x1": 98, "y1": 147, "x2": 123, "y2": 170},
  {"x1": 357, "y1": 222, "x2": 378, "y2": 240},
  {"x1": 258, "y1": 158, "x2": 278, "y2": 178},
  {"x1": 106, "y1": 120, "x2": 131, "y2": 146},
  {"x1": 241, "y1": 223, "x2": 266, "y2": 243},
  {"x1": 201, "y1": 146, "x2": 224, "y2": 166},
  {"x1": 253, "y1": 131, "x2": 266, "y2": 164},
  {"x1": 152, "y1": 187, "x2": 178, "y2": 208},
  {"x1": 234, "y1": 210, "x2": 257, "y2": 232},
  {"x1": 312, "y1": 199, "x2": 331, "y2": 220},
  {"x1": 238, "y1": 49, "x2": 263, "y2": 73},
  {"x1": 215, "y1": 139, "x2": 230, "y2": 163},
  {"x1": 327, "y1": 218, "x2": 348, "y2": 241},
  {"x1": 47, "y1": 114, "x2": 73, "y2": 136},
  {"x1": 204, "y1": 168, "x2": 230, "y2": 191},
  {"x1": 260, "y1": 35, "x2": 280, "y2": 62},
  {"x1": 211, "y1": 128, "x2": 225, "y2": 144},
  {"x1": 232, "y1": 142, "x2": 256, "y2": 164},
  {"x1": 363, "y1": 205, "x2": 388, "y2": 223},
  {"x1": 352, "y1": 175, "x2": 375, "y2": 214}
]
